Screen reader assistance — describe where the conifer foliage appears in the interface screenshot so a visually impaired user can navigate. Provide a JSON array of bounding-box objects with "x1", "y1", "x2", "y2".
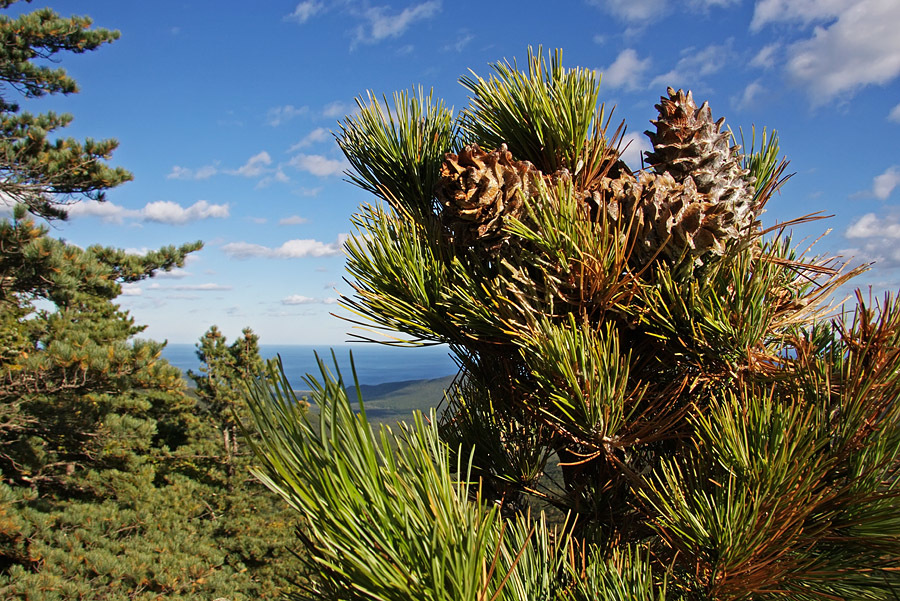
[
  {"x1": 247, "y1": 49, "x2": 900, "y2": 599},
  {"x1": 0, "y1": 3, "x2": 300, "y2": 598},
  {"x1": 0, "y1": 0, "x2": 132, "y2": 219}
]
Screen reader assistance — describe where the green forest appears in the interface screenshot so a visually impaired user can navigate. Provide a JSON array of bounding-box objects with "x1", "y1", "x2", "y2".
[{"x1": 2, "y1": 2, "x2": 899, "y2": 600}]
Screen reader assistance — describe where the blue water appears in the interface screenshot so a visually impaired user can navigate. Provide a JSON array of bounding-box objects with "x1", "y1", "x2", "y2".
[{"x1": 161, "y1": 343, "x2": 459, "y2": 387}]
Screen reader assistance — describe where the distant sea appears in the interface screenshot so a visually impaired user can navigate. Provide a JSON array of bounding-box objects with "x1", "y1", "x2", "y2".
[{"x1": 161, "y1": 344, "x2": 459, "y2": 387}]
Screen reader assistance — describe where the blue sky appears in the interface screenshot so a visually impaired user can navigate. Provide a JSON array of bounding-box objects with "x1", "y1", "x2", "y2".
[{"x1": 13, "y1": 0, "x2": 900, "y2": 345}]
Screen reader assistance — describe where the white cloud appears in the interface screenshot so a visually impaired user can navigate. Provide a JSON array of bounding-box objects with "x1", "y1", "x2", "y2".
[
  {"x1": 354, "y1": 0, "x2": 441, "y2": 45},
  {"x1": 323, "y1": 101, "x2": 353, "y2": 118},
  {"x1": 888, "y1": 103, "x2": 900, "y2": 123},
  {"x1": 65, "y1": 200, "x2": 129, "y2": 222},
  {"x1": 598, "y1": 49, "x2": 651, "y2": 91},
  {"x1": 841, "y1": 240, "x2": 900, "y2": 269},
  {"x1": 619, "y1": 131, "x2": 652, "y2": 170},
  {"x1": 172, "y1": 283, "x2": 232, "y2": 291},
  {"x1": 733, "y1": 80, "x2": 765, "y2": 110},
  {"x1": 871, "y1": 166, "x2": 900, "y2": 200},
  {"x1": 167, "y1": 164, "x2": 218, "y2": 180},
  {"x1": 256, "y1": 169, "x2": 291, "y2": 188},
  {"x1": 142, "y1": 200, "x2": 230, "y2": 225},
  {"x1": 690, "y1": 0, "x2": 739, "y2": 6},
  {"x1": 282, "y1": 294, "x2": 317, "y2": 305},
  {"x1": 846, "y1": 213, "x2": 900, "y2": 239},
  {"x1": 120, "y1": 283, "x2": 142, "y2": 296},
  {"x1": 651, "y1": 41, "x2": 732, "y2": 89},
  {"x1": 147, "y1": 282, "x2": 233, "y2": 291},
  {"x1": 752, "y1": 0, "x2": 900, "y2": 104},
  {"x1": 154, "y1": 268, "x2": 191, "y2": 279},
  {"x1": 844, "y1": 207, "x2": 900, "y2": 268},
  {"x1": 295, "y1": 186, "x2": 323, "y2": 197},
  {"x1": 221, "y1": 236, "x2": 347, "y2": 259},
  {"x1": 750, "y1": 43, "x2": 780, "y2": 69},
  {"x1": 231, "y1": 151, "x2": 272, "y2": 177},
  {"x1": 282, "y1": 294, "x2": 337, "y2": 305},
  {"x1": 267, "y1": 104, "x2": 308, "y2": 126},
  {"x1": 66, "y1": 199, "x2": 227, "y2": 225},
  {"x1": 289, "y1": 153, "x2": 348, "y2": 177},
  {"x1": 444, "y1": 32, "x2": 473, "y2": 53},
  {"x1": 751, "y1": 0, "x2": 850, "y2": 31},
  {"x1": 279, "y1": 215, "x2": 309, "y2": 225},
  {"x1": 588, "y1": 0, "x2": 667, "y2": 22},
  {"x1": 289, "y1": 127, "x2": 330, "y2": 151},
  {"x1": 285, "y1": 0, "x2": 325, "y2": 23}
]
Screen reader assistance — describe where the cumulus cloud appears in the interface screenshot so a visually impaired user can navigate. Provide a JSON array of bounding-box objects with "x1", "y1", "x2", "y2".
[
  {"x1": 120, "y1": 283, "x2": 142, "y2": 296},
  {"x1": 651, "y1": 41, "x2": 732, "y2": 89},
  {"x1": 66, "y1": 199, "x2": 229, "y2": 225},
  {"x1": 65, "y1": 200, "x2": 129, "y2": 222},
  {"x1": 279, "y1": 215, "x2": 309, "y2": 225},
  {"x1": 752, "y1": 0, "x2": 900, "y2": 104},
  {"x1": 267, "y1": 104, "x2": 308, "y2": 126},
  {"x1": 142, "y1": 200, "x2": 230, "y2": 225},
  {"x1": 847, "y1": 213, "x2": 900, "y2": 239},
  {"x1": 154, "y1": 268, "x2": 192, "y2": 279},
  {"x1": 167, "y1": 165, "x2": 218, "y2": 180},
  {"x1": 221, "y1": 235, "x2": 348, "y2": 259},
  {"x1": 289, "y1": 127, "x2": 330, "y2": 151},
  {"x1": 619, "y1": 131, "x2": 652, "y2": 170},
  {"x1": 889, "y1": 103, "x2": 900, "y2": 123},
  {"x1": 289, "y1": 153, "x2": 348, "y2": 177},
  {"x1": 231, "y1": 151, "x2": 272, "y2": 177},
  {"x1": 285, "y1": 0, "x2": 325, "y2": 23},
  {"x1": 844, "y1": 211, "x2": 900, "y2": 268},
  {"x1": 598, "y1": 49, "x2": 651, "y2": 90},
  {"x1": 870, "y1": 166, "x2": 900, "y2": 200},
  {"x1": 353, "y1": 1, "x2": 441, "y2": 45}
]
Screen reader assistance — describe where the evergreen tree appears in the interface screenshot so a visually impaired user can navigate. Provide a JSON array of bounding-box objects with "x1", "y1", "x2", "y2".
[
  {"x1": 0, "y1": 3, "x2": 300, "y2": 597},
  {"x1": 0, "y1": 216, "x2": 299, "y2": 600},
  {"x1": 186, "y1": 326, "x2": 304, "y2": 595},
  {"x1": 189, "y1": 326, "x2": 265, "y2": 479},
  {"x1": 247, "y1": 50, "x2": 900, "y2": 600},
  {"x1": 0, "y1": 0, "x2": 132, "y2": 219}
]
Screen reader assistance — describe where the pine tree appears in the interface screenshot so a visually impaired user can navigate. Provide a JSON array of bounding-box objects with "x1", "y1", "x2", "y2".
[
  {"x1": 246, "y1": 49, "x2": 900, "y2": 600},
  {"x1": 189, "y1": 326, "x2": 266, "y2": 478},
  {"x1": 0, "y1": 3, "x2": 300, "y2": 597},
  {"x1": 0, "y1": 0, "x2": 132, "y2": 219},
  {"x1": 186, "y1": 326, "x2": 305, "y2": 597}
]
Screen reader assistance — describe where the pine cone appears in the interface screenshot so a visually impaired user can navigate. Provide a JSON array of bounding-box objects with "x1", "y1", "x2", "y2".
[
  {"x1": 436, "y1": 144, "x2": 539, "y2": 251},
  {"x1": 644, "y1": 88, "x2": 756, "y2": 236},
  {"x1": 597, "y1": 170, "x2": 740, "y2": 266}
]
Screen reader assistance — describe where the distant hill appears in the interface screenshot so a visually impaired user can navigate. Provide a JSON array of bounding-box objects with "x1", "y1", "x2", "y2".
[
  {"x1": 348, "y1": 374, "x2": 457, "y2": 420},
  {"x1": 292, "y1": 373, "x2": 458, "y2": 426}
]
